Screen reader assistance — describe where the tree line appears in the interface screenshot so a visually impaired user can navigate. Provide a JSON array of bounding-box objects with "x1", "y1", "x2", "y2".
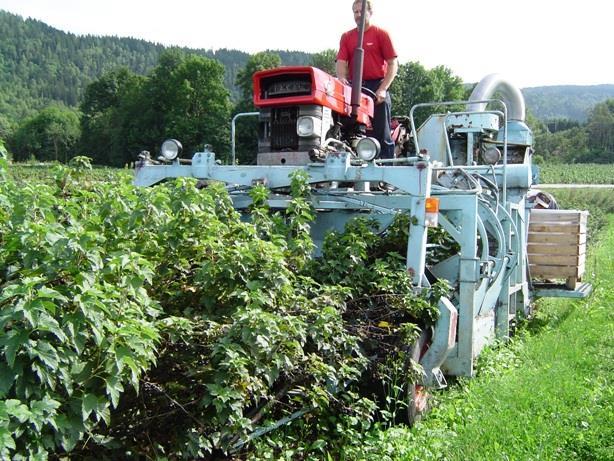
[
  {"x1": 4, "y1": 49, "x2": 468, "y2": 166},
  {"x1": 4, "y1": 46, "x2": 613, "y2": 166},
  {"x1": 0, "y1": 10, "x2": 310, "y2": 126},
  {"x1": 530, "y1": 100, "x2": 614, "y2": 163}
]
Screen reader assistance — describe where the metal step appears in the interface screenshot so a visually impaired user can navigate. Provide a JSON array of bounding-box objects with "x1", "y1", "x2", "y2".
[{"x1": 532, "y1": 282, "x2": 593, "y2": 299}]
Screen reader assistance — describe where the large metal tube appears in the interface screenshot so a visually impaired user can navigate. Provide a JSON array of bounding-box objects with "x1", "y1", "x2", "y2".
[
  {"x1": 466, "y1": 74, "x2": 526, "y2": 122},
  {"x1": 350, "y1": 0, "x2": 368, "y2": 119}
]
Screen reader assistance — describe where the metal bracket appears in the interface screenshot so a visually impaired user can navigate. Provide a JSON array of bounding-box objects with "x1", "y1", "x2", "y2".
[{"x1": 423, "y1": 367, "x2": 448, "y2": 389}]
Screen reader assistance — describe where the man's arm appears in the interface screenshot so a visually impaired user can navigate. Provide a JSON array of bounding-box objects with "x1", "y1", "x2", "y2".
[
  {"x1": 336, "y1": 59, "x2": 350, "y2": 85},
  {"x1": 375, "y1": 57, "x2": 398, "y2": 103}
]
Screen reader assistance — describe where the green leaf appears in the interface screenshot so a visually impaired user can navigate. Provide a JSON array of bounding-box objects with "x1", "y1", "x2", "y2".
[
  {"x1": 30, "y1": 396, "x2": 61, "y2": 415},
  {"x1": 4, "y1": 399, "x2": 31, "y2": 423},
  {"x1": 31, "y1": 362, "x2": 55, "y2": 389},
  {"x1": 1, "y1": 330, "x2": 30, "y2": 367},
  {"x1": 30, "y1": 397, "x2": 60, "y2": 432},
  {"x1": 36, "y1": 286, "x2": 68, "y2": 303},
  {"x1": 54, "y1": 413, "x2": 85, "y2": 451},
  {"x1": 96, "y1": 404, "x2": 110, "y2": 425},
  {"x1": 0, "y1": 363, "x2": 16, "y2": 398},
  {"x1": 35, "y1": 313, "x2": 67, "y2": 342},
  {"x1": 114, "y1": 345, "x2": 142, "y2": 380},
  {"x1": 121, "y1": 355, "x2": 140, "y2": 389},
  {"x1": 44, "y1": 229, "x2": 65, "y2": 245},
  {"x1": 105, "y1": 376, "x2": 124, "y2": 409},
  {"x1": 80, "y1": 394, "x2": 110, "y2": 425},
  {"x1": 81, "y1": 393, "x2": 98, "y2": 421},
  {"x1": 0, "y1": 427, "x2": 16, "y2": 451},
  {"x1": 32, "y1": 341, "x2": 59, "y2": 370}
]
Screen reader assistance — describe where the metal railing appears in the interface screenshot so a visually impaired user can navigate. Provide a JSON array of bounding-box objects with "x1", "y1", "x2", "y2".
[{"x1": 231, "y1": 112, "x2": 259, "y2": 165}]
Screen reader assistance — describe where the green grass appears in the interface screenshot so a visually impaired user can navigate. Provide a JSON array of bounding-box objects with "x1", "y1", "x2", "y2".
[
  {"x1": 539, "y1": 163, "x2": 614, "y2": 185},
  {"x1": 6, "y1": 161, "x2": 127, "y2": 185},
  {"x1": 552, "y1": 188, "x2": 614, "y2": 241},
  {"x1": 355, "y1": 216, "x2": 614, "y2": 461}
]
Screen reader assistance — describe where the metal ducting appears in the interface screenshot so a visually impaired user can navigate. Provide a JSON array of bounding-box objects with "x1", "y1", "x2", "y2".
[{"x1": 466, "y1": 74, "x2": 526, "y2": 122}]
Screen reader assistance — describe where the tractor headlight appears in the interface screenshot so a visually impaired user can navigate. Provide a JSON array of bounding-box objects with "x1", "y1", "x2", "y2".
[
  {"x1": 297, "y1": 116, "x2": 321, "y2": 137},
  {"x1": 356, "y1": 137, "x2": 380, "y2": 161},
  {"x1": 482, "y1": 146, "x2": 501, "y2": 165},
  {"x1": 160, "y1": 139, "x2": 182, "y2": 161}
]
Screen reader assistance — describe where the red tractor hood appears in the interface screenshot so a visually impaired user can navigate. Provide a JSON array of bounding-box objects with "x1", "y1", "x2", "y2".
[{"x1": 253, "y1": 66, "x2": 374, "y2": 125}]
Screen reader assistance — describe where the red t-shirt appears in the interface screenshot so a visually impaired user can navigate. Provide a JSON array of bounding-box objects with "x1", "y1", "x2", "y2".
[{"x1": 337, "y1": 25, "x2": 397, "y2": 80}]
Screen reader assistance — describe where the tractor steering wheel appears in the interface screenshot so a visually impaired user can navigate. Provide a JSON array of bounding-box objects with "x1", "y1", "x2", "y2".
[{"x1": 361, "y1": 86, "x2": 377, "y2": 100}]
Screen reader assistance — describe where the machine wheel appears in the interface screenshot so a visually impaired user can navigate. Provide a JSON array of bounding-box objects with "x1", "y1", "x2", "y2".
[{"x1": 406, "y1": 328, "x2": 431, "y2": 427}]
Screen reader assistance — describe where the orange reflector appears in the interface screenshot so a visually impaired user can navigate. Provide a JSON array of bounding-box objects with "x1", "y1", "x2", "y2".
[{"x1": 425, "y1": 197, "x2": 440, "y2": 213}]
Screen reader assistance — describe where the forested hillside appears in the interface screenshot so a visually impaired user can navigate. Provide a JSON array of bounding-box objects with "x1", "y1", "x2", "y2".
[
  {"x1": 0, "y1": 10, "x2": 309, "y2": 123},
  {"x1": 2, "y1": 9, "x2": 614, "y2": 130},
  {"x1": 1, "y1": 10, "x2": 613, "y2": 166},
  {"x1": 523, "y1": 85, "x2": 614, "y2": 122}
]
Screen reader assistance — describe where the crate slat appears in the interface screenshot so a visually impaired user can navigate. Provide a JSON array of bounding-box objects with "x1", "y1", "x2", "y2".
[
  {"x1": 527, "y1": 243, "x2": 585, "y2": 256},
  {"x1": 529, "y1": 209, "x2": 588, "y2": 224},
  {"x1": 528, "y1": 254, "x2": 582, "y2": 266},
  {"x1": 529, "y1": 223, "x2": 583, "y2": 234},
  {"x1": 528, "y1": 232, "x2": 587, "y2": 245},
  {"x1": 529, "y1": 264, "x2": 581, "y2": 278}
]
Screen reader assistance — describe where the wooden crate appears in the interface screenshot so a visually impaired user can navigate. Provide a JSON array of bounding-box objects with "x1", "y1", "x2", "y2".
[{"x1": 528, "y1": 209, "x2": 588, "y2": 289}]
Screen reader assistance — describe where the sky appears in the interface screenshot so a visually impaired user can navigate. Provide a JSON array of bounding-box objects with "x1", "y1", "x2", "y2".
[{"x1": 0, "y1": 0, "x2": 612, "y2": 88}]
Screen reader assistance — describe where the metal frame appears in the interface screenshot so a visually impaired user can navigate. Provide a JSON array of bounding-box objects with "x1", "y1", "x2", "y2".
[{"x1": 134, "y1": 95, "x2": 590, "y2": 383}]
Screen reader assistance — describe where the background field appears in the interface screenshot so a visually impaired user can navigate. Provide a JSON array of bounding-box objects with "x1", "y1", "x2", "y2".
[{"x1": 538, "y1": 163, "x2": 614, "y2": 184}]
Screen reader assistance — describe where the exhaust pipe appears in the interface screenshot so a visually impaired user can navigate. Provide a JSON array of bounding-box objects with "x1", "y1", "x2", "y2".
[{"x1": 350, "y1": 0, "x2": 368, "y2": 119}]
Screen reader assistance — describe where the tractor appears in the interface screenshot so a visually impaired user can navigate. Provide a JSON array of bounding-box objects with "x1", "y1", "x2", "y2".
[{"x1": 133, "y1": 5, "x2": 591, "y2": 427}]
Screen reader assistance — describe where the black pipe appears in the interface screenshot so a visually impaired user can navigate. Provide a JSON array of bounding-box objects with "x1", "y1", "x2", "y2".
[{"x1": 350, "y1": 0, "x2": 367, "y2": 119}]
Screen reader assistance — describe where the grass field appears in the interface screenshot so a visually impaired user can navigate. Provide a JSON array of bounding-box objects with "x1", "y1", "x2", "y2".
[
  {"x1": 539, "y1": 163, "x2": 614, "y2": 185},
  {"x1": 552, "y1": 188, "x2": 614, "y2": 242},
  {"x1": 356, "y1": 216, "x2": 614, "y2": 461},
  {"x1": 6, "y1": 162, "x2": 128, "y2": 185}
]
